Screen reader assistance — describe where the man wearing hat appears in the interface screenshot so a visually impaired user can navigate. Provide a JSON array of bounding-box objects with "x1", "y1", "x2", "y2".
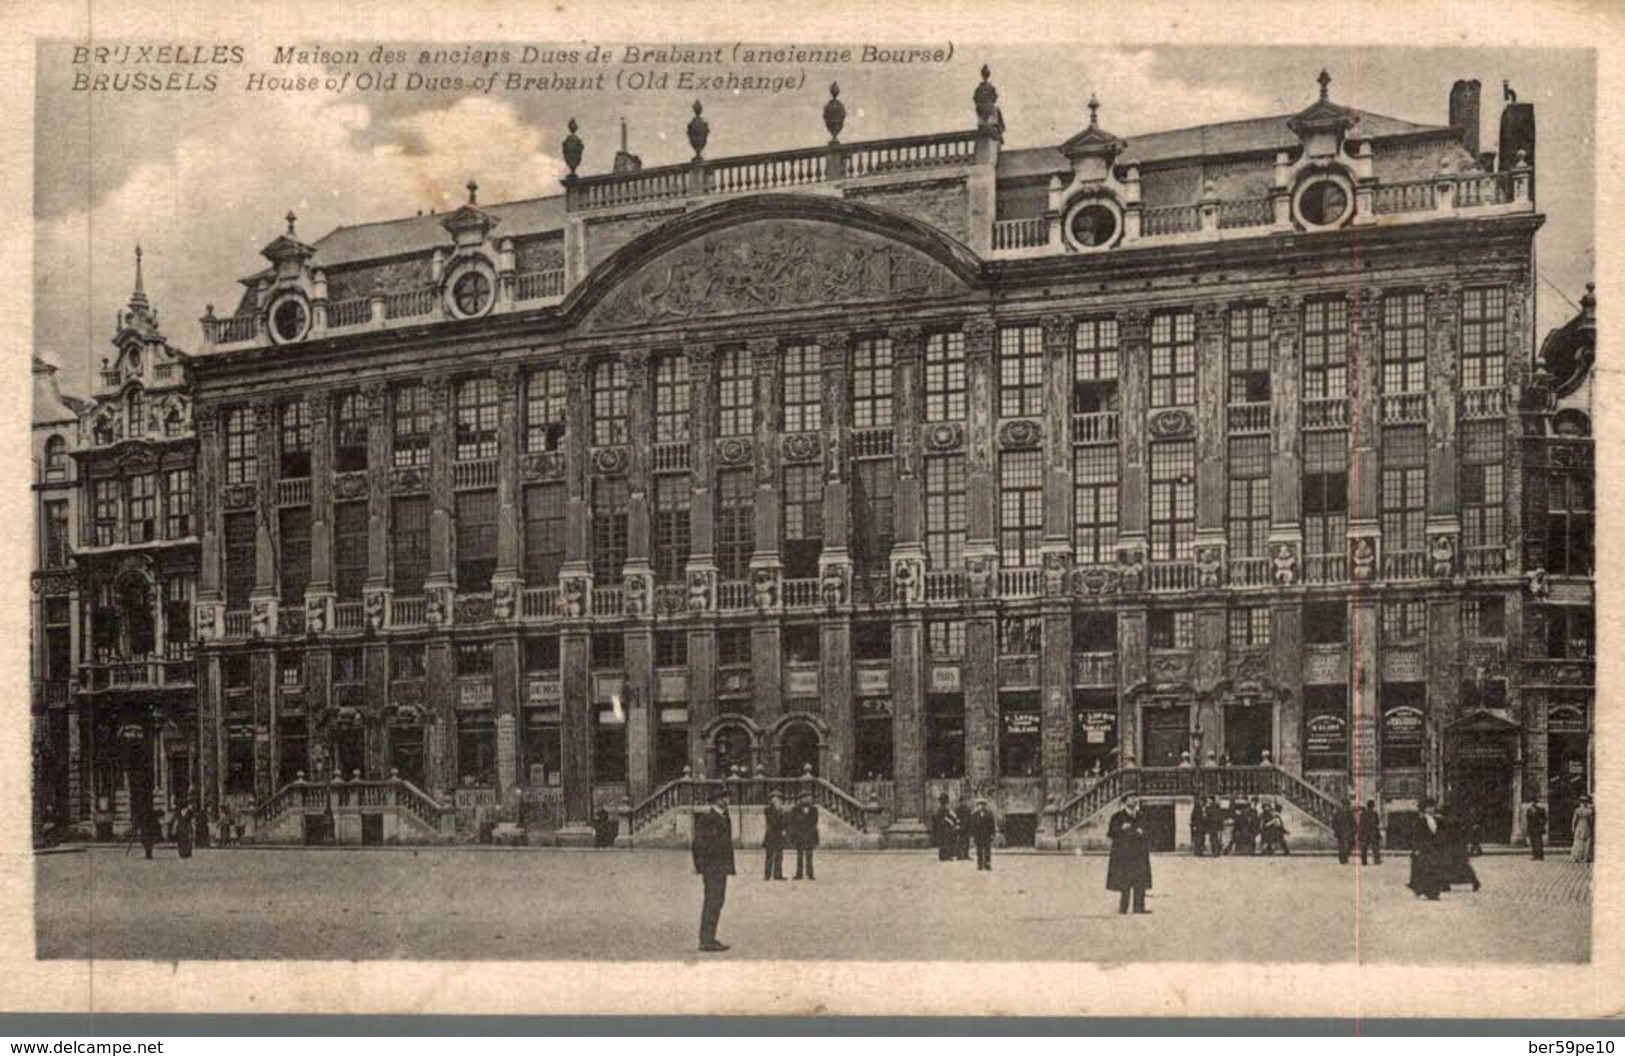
[
  {"x1": 968, "y1": 797, "x2": 998, "y2": 871},
  {"x1": 789, "y1": 792, "x2": 820, "y2": 880},
  {"x1": 762, "y1": 791, "x2": 788, "y2": 880},
  {"x1": 932, "y1": 793, "x2": 962, "y2": 862},
  {"x1": 691, "y1": 786, "x2": 736, "y2": 952},
  {"x1": 1106, "y1": 793, "x2": 1153, "y2": 914}
]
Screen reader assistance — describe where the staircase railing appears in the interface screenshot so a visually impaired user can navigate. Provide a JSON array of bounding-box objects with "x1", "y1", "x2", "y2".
[
  {"x1": 253, "y1": 775, "x2": 449, "y2": 834},
  {"x1": 1054, "y1": 765, "x2": 1342, "y2": 838},
  {"x1": 627, "y1": 775, "x2": 878, "y2": 836}
]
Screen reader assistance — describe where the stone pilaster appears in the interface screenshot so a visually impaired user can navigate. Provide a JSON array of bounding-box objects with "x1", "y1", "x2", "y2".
[
  {"x1": 252, "y1": 401, "x2": 278, "y2": 598},
  {"x1": 425, "y1": 375, "x2": 455, "y2": 590},
  {"x1": 890, "y1": 325, "x2": 925, "y2": 557},
  {"x1": 1117, "y1": 608, "x2": 1147, "y2": 766},
  {"x1": 427, "y1": 640, "x2": 453, "y2": 789},
  {"x1": 559, "y1": 359, "x2": 593, "y2": 615},
  {"x1": 624, "y1": 625, "x2": 655, "y2": 802},
  {"x1": 558, "y1": 630, "x2": 594, "y2": 842},
  {"x1": 494, "y1": 365, "x2": 522, "y2": 582},
  {"x1": 194, "y1": 405, "x2": 223, "y2": 602},
  {"x1": 362, "y1": 383, "x2": 391, "y2": 590},
  {"x1": 1117, "y1": 309, "x2": 1150, "y2": 540},
  {"x1": 1268, "y1": 294, "x2": 1303, "y2": 530},
  {"x1": 1195, "y1": 303, "x2": 1228, "y2": 534},
  {"x1": 493, "y1": 636, "x2": 521, "y2": 795},
  {"x1": 1426, "y1": 594, "x2": 1461, "y2": 805},
  {"x1": 1040, "y1": 605, "x2": 1073, "y2": 794},
  {"x1": 888, "y1": 614, "x2": 928, "y2": 840},
  {"x1": 684, "y1": 343, "x2": 718, "y2": 604},
  {"x1": 308, "y1": 392, "x2": 333, "y2": 590},
  {"x1": 687, "y1": 626, "x2": 716, "y2": 775},
  {"x1": 1193, "y1": 605, "x2": 1225, "y2": 758},
  {"x1": 1351, "y1": 289, "x2": 1381, "y2": 530},
  {"x1": 1351, "y1": 599, "x2": 1379, "y2": 804},
  {"x1": 963, "y1": 614, "x2": 997, "y2": 781},
  {"x1": 821, "y1": 616, "x2": 854, "y2": 786}
]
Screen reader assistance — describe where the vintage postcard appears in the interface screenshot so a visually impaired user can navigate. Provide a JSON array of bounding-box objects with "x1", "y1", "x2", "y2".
[{"x1": 1, "y1": 0, "x2": 1618, "y2": 1020}]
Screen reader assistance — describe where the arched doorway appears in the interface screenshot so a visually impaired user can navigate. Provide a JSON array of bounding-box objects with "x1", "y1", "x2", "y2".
[
  {"x1": 1223, "y1": 695, "x2": 1274, "y2": 765},
  {"x1": 778, "y1": 720, "x2": 822, "y2": 777},
  {"x1": 709, "y1": 720, "x2": 756, "y2": 777}
]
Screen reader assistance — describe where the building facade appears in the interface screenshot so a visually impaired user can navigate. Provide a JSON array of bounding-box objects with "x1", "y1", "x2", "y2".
[{"x1": 37, "y1": 67, "x2": 1592, "y2": 848}]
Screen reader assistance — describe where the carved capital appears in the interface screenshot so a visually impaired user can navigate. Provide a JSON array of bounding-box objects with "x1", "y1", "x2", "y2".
[
  {"x1": 253, "y1": 400, "x2": 275, "y2": 431},
  {"x1": 492, "y1": 363, "x2": 521, "y2": 398},
  {"x1": 622, "y1": 348, "x2": 651, "y2": 386},
  {"x1": 1268, "y1": 294, "x2": 1300, "y2": 332},
  {"x1": 563, "y1": 356, "x2": 590, "y2": 386},
  {"x1": 962, "y1": 316, "x2": 996, "y2": 358},
  {"x1": 426, "y1": 374, "x2": 452, "y2": 412},
  {"x1": 818, "y1": 332, "x2": 851, "y2": 365},
  {"x1": 307, "y1": 390, "x2": 331, "y2": 424},
  {"x1": 889, "y1": 325, "x2": 924, "y2": 363},
  {"x1": 1039, "y1": 314, "x2": 1072, "y2": 351},
  {"x1": 193, "y1": 405, "x2": 220, "y2": 431},
  {"x1": 1117, "y1": 308, "x2": 1151, "y2": 342},
  {"x1": 749, "y1": 338, "x2": 779, "y2": 377},
  {"x1": 1195, "y1": 301, "x2": 1227, "y2": 336}
]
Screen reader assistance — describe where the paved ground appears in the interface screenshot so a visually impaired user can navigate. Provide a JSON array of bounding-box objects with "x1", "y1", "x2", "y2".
[{"x1": 35, "y1": 845, "x2": 1591, "y2": 963}]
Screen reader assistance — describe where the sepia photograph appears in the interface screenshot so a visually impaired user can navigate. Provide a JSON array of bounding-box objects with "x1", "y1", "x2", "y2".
[{"x1": 9, "y1": 1, "x2": 1614, "y2": 1024}]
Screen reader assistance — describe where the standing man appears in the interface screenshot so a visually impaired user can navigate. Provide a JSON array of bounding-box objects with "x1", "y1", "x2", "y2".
[
  {"x1": 932, "y1": 794, "x2": 961, "y2": 862},
  {"x1": 176, "y1": 802, "x2": 195, "y2": 860},
  {"x1": 763, "y1": 792, "x2": 787, "y2": 880},
  {"x1": 1525, "y1": 798, "x2": 1548, "y2": 861},
  {"x1": 1332, "y1": 797, "x2": 1357, "y2": 865},
  {"x1": 968, "y1": 798, "x2": 997, "y2": 871},
  {"x1": 137, "y1": 808, "x2": 160, "y2": 860},
  {"x1": 1357, "y1": 799, "x2": 1383, "y2": 865},
  {"x1": 1205, "y1": 797, "x2": 1225, "y2": 859},
  {"x1": 691, "y1": 786, "x2": 735, "y2": 952},
  {"x1": 790, "y1": 792, "x2": 820, "y2": 880},
  {"x1": 1189, "y1": 797, "x2": 1207, "y2": 857},
  {"x1": 1106, "y1": 794, "x2": 1153, "y2": 914}
]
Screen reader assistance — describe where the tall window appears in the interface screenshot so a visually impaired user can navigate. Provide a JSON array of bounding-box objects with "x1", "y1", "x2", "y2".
[
  {"x1": 1303, "y1": 298, "x2": 1349, "y2": 399},
  {"x1": 1381, "y1": 426, "x2": 1427, "y2": 557},
  {"x1": 43, "y1": 435, "x2": 68, "y2": 480},
  {"x1": 44, "y1": 501, "x2": 69, "y2": 568},
  {"x1": 1228, "y1": 606, "x2": 1271, "y2": 647},
  {"x1": 92, "y1": 479, "x2": 118, "y2": 547},
  {"x1": 163, "y1": 576, "x2": 192, "y2": 651},
  {"x1": 525, "y1": 366, "x2": 568, "y2": 453},
  {"x1": 523, "y1": 483, "x2": 567, "y2": 586},
  {"x1": 652, "y1": 355, "x2": 690, "y2": 443},
  {"x1": 998, "y1": 324, "x2": 1043, "y2": 417},
  {"x1": 334, "y1": 391, "x2": 368, "y2": 473},
  {"x1": 1228, "y1": 435, "x2": 1269, "y2": 561},
  {"x1": 333, "y1": 501, "x2": 368, "y2": 600},
  {"x1": 853, "y1": 461, "x2": 894, "y2": 578},
  {"x1": 1546, "y1": 469, "x2": 1593, "y2": 576},
  {"x1": 1073, "y1": 318, "x2": 1119, "y2": 413},
  {"x1": 224, "y1": 407, "x2": 256, "y2": 484},
  {"x1": 717, "y1": 348, "x2": 751, "y2": 438},
  {"x1": 925, "y1": 454, "x2": 966, "y2": 569},
  {"x1": 1382, "y1": 600, "x2": 1426, "y2": 643},
  {"x1": 1149, "y1": 610, "x2": 1195, "y2": 650},
  {"x1": 1228, "y1": 305, "x2": 1271, "y2": 403},
  {"x1": 782, "y1": 342, "x2": 822, "y2": 433},
  {"x1": 391, "y1": 496, "x2": 430, "y2": 595},
  {"x1": 783, "y1": 464, "x2": 823, "y2": 579},
  {"x1": 1000, "y1": 615, "x2": 1043, "y2": 655},
  {"x1": 127, "y1": 390, "x2": 145, "y2": 437},
  {"x1": 126, "y1": 472, "x2": 157, "y2": 543},
  {"x1": 1462, "y1": 422, "x2": 1506, "y2": 560},
  {"x1": 999, "y1": 449, "x2": 1043, "y2": 568},
  {"x1": 279, "y1": 400, "x2": 311, "y2": 478},
  {"x1": 924, "y1": 331, "x2": 967, "y2": 422},
  {"x1": 1149, "y1": 440, "x2": 1196, "y2": 561},
  {"x1": 392, "y1": 384, "x2": 431, "y2": 468},
  {"x1": 591, "y1": 360, "x2": 628, "y2": 446},
  {"x1": 1381, "y1": 291, "x2": 1427, "y2": 393},
  {"x1": 224, "y1": 511, "x2": 255, "y2": 610},
  {"x1": 716, "y1": 469, "x2": 754, "y2": 581},
  {"x1": 455, "y1": 490, "x2": 498, "y2": 592},
  {"x1": 1074, "y1": 444, "x2": 1119, "y2": 565},
  {"x1": 1150, "y1": 311, "x2": 1197, "y2": 408},
  {"x1": 590, "y1": 478, "x2": 628, "y2": 585},
  {"x1": 455, "y1": 377, "x2": 498, "y2": 461},
  {"x1": 852, "y1": 336, "x2": 895, "y2": 428},
  {"x1": 1303, "y1": 431, "x2": 1349, "y2": 556},
  {"x1": 928, "y1": 619, "x2": 966, "y2": 659},
  {"x1": 1461, "y1": 287, "x2": 1507, "y2": 389},
  {"x1": 653, "y1": 475, "x2": 691, "y2": 583},
  {"x1": 279, "y1": 507, "x2": 312, "y2": 605}
]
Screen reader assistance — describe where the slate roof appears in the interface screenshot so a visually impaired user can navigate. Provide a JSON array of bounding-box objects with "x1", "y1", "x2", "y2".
[{"x1": 32, "y1": 357, "x2": 85, "y2": 425}]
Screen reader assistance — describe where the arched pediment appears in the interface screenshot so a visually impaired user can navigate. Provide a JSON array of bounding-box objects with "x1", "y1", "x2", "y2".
[{"x1": 568, "y1": 194, "x2": 985, "y2": 332}]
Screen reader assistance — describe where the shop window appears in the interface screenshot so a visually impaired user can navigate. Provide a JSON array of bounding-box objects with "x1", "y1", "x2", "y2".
[
  {"x1": 855, "y1": 700, "x2": 894, "y2": 781},
  {"x1": 590, "y1": 632, "x2": 624, "y2": 670},
  {"x1": 999, "y1": 692, "x2": 1041, "y2": 777},
  {"x1": 525, "y1": 635, "x2": 560, "y2": 672},
  {"x1": 1149, "y1": 610, "x2": 1193, "y2": 651},
  {"x1": 594, "y1": 707, "x2": 627, "y2": 783},
  {"x1": 1380, "y1": 683, "x2": 1426, "y2": 770},
  {"x1": 391, "y1": 645, "x2": 426, "y2": 681},
  {"x1": 1464, "y1": 596, "x2": 1506, "y2": 639},
  {"x1": 457, "y1": 716, "x2": 496, "y2": 787},
  {"x1": 1303, "y1": 684, "x2": 1349, "y2": 771},
  {"x1": 783, "y1": 625, "x2": 820, "y2": 666},
  {"x1": 655, "y1": 630, "x2": 688, "y2": 669},
  {"x1": 455, "y1": 641, "x2": 494, "y2": 677},
  {"x1": 525, "y1": 718, "x2": 562, "y2": 786},
  {"x1": 854, "y1": 621, "x2": 891, "y2": 661},
  {"x1": 1303, "y1": 601, "x2": 1347, "y2": 645},
  {"x1": 925, "y1": 695, "x2": 965, "y2": 779},
  {"x1": 225, "y1": 733, "x2": 255, "y2": 794},
  {"x1": 1072, "y1": 689, "x2": 1118, "y2": 777}
]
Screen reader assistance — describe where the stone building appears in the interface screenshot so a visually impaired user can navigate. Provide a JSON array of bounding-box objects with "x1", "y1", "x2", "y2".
[{"x1": 163, "y1": 67, "x2": 1585, "y2": 848}]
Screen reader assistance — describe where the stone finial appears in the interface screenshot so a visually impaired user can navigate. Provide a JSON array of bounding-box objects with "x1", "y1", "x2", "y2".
[
  {"x1": 1317, "y1": 68, "x2": 1331, "y2": 101},
  {"x1": 285, "y1": 210, "x2": 298, "y2": 236},
  {"x1": 1087, "y1": 93, "x2": 1100, "y2": 128},
  {"x1": 562, "y1": 117, "x2": 583, "y2": 176},
  {"x1": 128, "y1": 243, "x2": 149, "y2": 313},
  {"x1": 823, "y1": 81, "x2": 846, "y2": 143},
  {"x1": 687, "y1": 99, "x2": 709, "y2": 160},
  {"x1": 974, "y1": 64, "x2": 998, "y2": 121},
  {"x1": 466, "y1": 178, "x2": 478, "y2": 205}
]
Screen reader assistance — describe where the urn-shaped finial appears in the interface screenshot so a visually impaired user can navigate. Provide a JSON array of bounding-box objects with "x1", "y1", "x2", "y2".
[
  {"x1": 974, "y1": 64, "x2": 999, "y2": 124},
  {"x1": 823, "y1": 81, "x2": 846, "y2": 143},
  {"x1": 562, "y1": 117, "x2": 583, "y2": 176},
  {"x1": 687, "y1": 99, "x2": 709, "y2": 160}
]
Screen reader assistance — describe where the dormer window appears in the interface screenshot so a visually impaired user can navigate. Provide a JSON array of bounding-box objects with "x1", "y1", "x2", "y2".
[
  {"x1": 126, "y1": 390, "x2": 145, "y2": 437},
  {"x1": 451, "y1": 269, "x2": 494, "y2": 319},
  {"x1": 269, "y1": 294, "x2": 311, "y2": 344},
  {"x1": 1295, "y1": 174, "x2": 1354, "y2": 229}
]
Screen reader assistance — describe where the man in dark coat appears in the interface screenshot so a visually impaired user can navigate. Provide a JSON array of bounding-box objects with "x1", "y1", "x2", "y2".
[
  {"x1": 176, "y1": 804, "x2": 195, "y2": 859},
  {"x1": 1408, "y1": 798, "x2": 1448, "y2": 900},
  {"x1": 137, "y1": 808, "x2": 160, "y2": 860},
  {"x1": 968, "y1": 798, "x2": 997, "y2": 871},
  {"x1": 691, "y1": 787, "x2": 736, "y2": 951},
  {"x1": 790, "y1": 793, "x2": 819, "y2": 880},
  {"x1": 1357, "y1": 800, "x2": 1383, "y2": 864},
  {"x1": 1525, "y1": 799, "x2": 1548, "y2": 861},
  {"x1": 1331, "y1": 798, "x2": 1356, "y2": 864},
  {"x1": 1189, "y1": 797, "x2": 1207, "y2": 857},
  {"x1": 1438, "y1": 809, "x2": 1482, "y2": 892},
  {"x1": 1106, "y1": 794, "x2": 1153, "y2": 914},
  {"x1": 762, "y1": 792, "x2": 787, "y2": 880},
  {"x1": 1205, "y1": 797, "x2": 1225, "y2": 858},
  {"x1": 932, "y1": 794, "x2": 961, "y2": 862}
]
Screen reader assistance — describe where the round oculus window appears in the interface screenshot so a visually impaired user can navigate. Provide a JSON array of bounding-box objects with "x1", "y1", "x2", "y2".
[
  {"x1": 451, "y1": 270, "x2": 494, "y2": 318},
  {"x1": 1068, "y1": 203, "x2": 1119, "y2": 249},
  {"x1": 270, "y1": 297, "x2": 310, "y2": 344},
  {"x1": 1298, "y1": 178, "x2": 1352, "y2": 227}
]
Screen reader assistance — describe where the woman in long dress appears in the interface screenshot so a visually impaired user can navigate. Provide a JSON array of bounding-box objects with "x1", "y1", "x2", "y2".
[{"x1": 1570, "y1": 796, "x2": 1595, "y2": 863}]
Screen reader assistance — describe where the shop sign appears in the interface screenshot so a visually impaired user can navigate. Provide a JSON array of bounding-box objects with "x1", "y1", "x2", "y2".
[
  {"x1": 930, "y1": 665, "x2": 961, "y2": 693},
  {"x1": 595, "y1": 675, "x2": 625, "y2": 702},
  {"x1": 1002, "y1": 711, "x2": 1041, "y2": 735},
  {"x1": 858, "y1": 697, "x2": 893, "y2": 718},
  {"x1": 1548, "y1": 704, "x2": 1587, "y2": 733},
  {"x1": 787, "y1": 669, "x2": 820, "y2": 696},
  {"x1": 1078, "y1": 710, "x2": 1116, "y2": 744},
  {"x1": 856, "y1": 666, "x2": 891, "y2": 696},
  {"x1": 1382, "y1": 649, "x2": 1425, "y2": 683},
  {"x1": 656, "y1": 672, "x2": 688, "y2": 702},
  {"x1": 1382, "y1": 705, "x2": 1425, "y2": 746},
  {"x1": 659, "y1": 707, "x2": 689, "y2": 725},
  {"x1": 1306, "y1": 713, "x2": 1348, "y2": 755},
  {"x1": 526, "y1": 678, "x2": 562, "y2": 704}
]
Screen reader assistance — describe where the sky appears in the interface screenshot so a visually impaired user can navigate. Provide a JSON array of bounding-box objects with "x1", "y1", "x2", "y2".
[{"x1": 33, "y1": 44, "x2": 1595, "y2": 396}]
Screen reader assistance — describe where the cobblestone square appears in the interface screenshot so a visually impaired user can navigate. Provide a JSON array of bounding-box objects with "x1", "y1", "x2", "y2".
[{"x1": 36, "y1": 846, "x2": 1591, "y2": 963}]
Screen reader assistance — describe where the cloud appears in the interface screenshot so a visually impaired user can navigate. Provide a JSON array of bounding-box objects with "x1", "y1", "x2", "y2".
[{"x1": 34, "y1": 91, "x2": 567, "y2": 392}]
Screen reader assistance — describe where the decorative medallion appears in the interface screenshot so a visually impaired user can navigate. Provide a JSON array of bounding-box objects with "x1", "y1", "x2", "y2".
[
  {"x1": 455, "y1": 595, "x2": 493, "y2": 625},
  {"x1": 1149, "y1": 653, "x2": 1192, "y2": 681},
  {"x1": 389, "y1": 467, "x2": 429, "y2": 494},
  {"x1": 998, "y1": 419, "x2": 1042, "y2": 450},
  {"x1": 333, "y1": 472, "x2": 369, "y2": 500},
  {"x1": 593, "y1": 446, "x2": 630, "y2": 476},
  {"x1": 655, "y1": 583, "x2": 687, "y2": 617},
  {"x1": 782, "y1": 433, "x2": 821, "y2": 464},
  {"x1": 717, "y1": 437, "x2": 753, "y2": 467},
  {"x1": 223, "y1": 483, "x2": 257, "y2": 510},
  {"x1": 1071, "y1": 565, "x2": 1120, "y2": 596},
  {"x1": 519, "y1": 451, "x2": 566, "y2": 481},
  {"x1": 923, "y1": 422, "x2": 965, "y2": 452},
  {"x1": 1233, "y1": 649, "x2": 1270, "y2": 683},
  {"x1": 1149, "y1": 408, "x2": 1195, "y2": 438}
]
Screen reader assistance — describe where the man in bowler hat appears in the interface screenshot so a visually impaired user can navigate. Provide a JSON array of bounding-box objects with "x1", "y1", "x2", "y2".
[
  {"x1": 968, "y1": 798, "x2": 997, "y2": 871},
  {"x1": 790, "y1": 792, "x2": 820, "y2": 880},
  {"x1": 763, "y1": 791, "x2": 787, "y2": 880},
  {"x1": 691, "y1": 786, "x2": 735, "y2": 951},
  {"x1": 1107, "y1": 793, "x2": 1153, "y2": 914}
]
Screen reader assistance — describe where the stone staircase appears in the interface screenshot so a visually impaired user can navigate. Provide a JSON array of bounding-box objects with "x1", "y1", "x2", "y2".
[
  {"x1": 623, "y1": 773, "x2": 884, "y2": 849},
  {"x1": 252, "y1": 774, "x2": 454, "y2": 844}
]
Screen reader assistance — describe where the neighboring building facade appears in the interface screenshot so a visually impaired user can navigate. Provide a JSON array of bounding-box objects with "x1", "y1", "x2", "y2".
[{"x1": 62, "y1": 67, "x2": 1582, "y2": 847}]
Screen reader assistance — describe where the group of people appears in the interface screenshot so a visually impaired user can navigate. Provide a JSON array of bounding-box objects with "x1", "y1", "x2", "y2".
[
  {"x1": 135, "y1": 802, "x2": 200, "y2": 860},
  {"x1": 1406, "y1": 797, "x2": 1484, "y2": 900},
  {"x1": 762, "y1": 791, "x2": 822, "y2": 881},
  {"x1": 1524, "y1": 795, "x2": 1596, "y2": 863},
  {"x1": 1329, "y1": 800, "x2": 1386, "y2": 865},
  {"x1": 1187, "y1": 796, "x2": 1295, "y2": 857},
  {"x1": 930, "y1": 795, "x2": 1000, "y2": 870},
  {"x1": 689, "y1": 788, "x2": 824, "y2": 952}
]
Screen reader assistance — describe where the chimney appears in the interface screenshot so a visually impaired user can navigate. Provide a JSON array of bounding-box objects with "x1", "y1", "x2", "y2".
[
  {"x1": 1498, "y1": 80, "x2": 1536, "y2": 173},
  {"x1": 612, "y1": 118, "x2": 643, "y2": 174},
  {"x1": 1449, "y1": 79, "x2": 1481, "y2": 159}
]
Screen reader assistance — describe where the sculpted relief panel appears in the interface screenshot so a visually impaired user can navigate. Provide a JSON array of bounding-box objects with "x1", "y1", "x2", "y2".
[{"x1": 588, "y1": 219, "x2": 965, "y2": 330}]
